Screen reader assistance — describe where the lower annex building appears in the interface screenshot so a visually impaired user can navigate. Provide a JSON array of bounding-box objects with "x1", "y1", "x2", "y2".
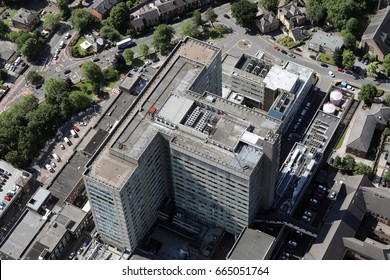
[{"x1": 83, "y1": 38, "x2": 281, "y2": 253}]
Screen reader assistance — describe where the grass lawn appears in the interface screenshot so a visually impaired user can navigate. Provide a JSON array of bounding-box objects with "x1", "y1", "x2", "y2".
[
  {"x1": 73, "y1": 36, "x2": 94, "y2": 57},
  {"x1": 4, "y1": 9, "x2": 18, "y2": 26},
  {"x1": 73, "y1": 81, "x2": 93, "y2": 96},
  {"x1": 318, "y1": 53, "x2": 335, "y2": 65},
  {"x1": 335, "y1": 129, "x2": 347, "y2": 149},
  {"x1": 206, "y1": 25, "x2": 229, "y2": 40}
]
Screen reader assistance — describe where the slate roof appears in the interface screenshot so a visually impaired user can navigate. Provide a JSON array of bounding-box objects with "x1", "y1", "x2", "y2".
[
  {"x1": 258, "y1": 12, "x2": 278, "y2": 29},
  {"x1": 278, "y1": 3, "x2": 304, "y2": 19},
  {"x1": 91, "y1": 0, "x2": 120, "y2": 15},
  {"x1": 12, "y1": 9, "x2": 39, "y2": 25},
  {"x1": 347, "y1": 103, "x2": 390, "y2": 154},
  {"x1": 361, "y1": 6, "x2": 390, "y2": 57}
]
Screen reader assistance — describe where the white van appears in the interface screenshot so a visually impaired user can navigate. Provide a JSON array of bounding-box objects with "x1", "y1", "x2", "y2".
[
  {"x1": 14, "y1": 56, "x2": 22, "y2": 66},
  {"x1": 59, "y1": 40, "x2": 65, "y2": 48},
  {"x1": 70, "y1": 129, "x2": 78, "y2": 138},
  {"x1": 64, "y1": 137, "x2": 71, "y2": 145},
  {"x1": 52, "y1": 153, "x2": 61, "y2": 162},
  {"x1": 45, "y1": 164, "x2": 54, "y2": 172}
]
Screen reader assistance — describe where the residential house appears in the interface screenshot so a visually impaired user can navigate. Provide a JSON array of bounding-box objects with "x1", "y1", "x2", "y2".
[
  {"x1": 256, "y1": 12, "x2": 279, "y2": 34},
  {"x1": 277, "y1": 3, "x2": 305, "y2": 30},
  {"x1": 11, "y1": 9, "x2": 40, "y2": 31},
  {"x1": 289, "y1": 27, "x2": 309, "y2": 42},
  {"x1": 346, "y1": 103, "x2": 390, "y2": 158},
  {"x1": 129, "y1": 17, "x2": 145, "y2": 32},
  {"x1": 308, "y1": 31, "x2": 344, "y2": 55},
  {"x1": 360, "y1": 6, "x2": 390, "y2": 61},
  {"x1": 89, "y1": 0, "x2": 120, "y2": 20}
]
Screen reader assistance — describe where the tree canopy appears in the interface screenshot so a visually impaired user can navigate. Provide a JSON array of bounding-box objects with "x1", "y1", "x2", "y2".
[
  {"x1": 325, "y1": 0, "x2": 366, "y2": 30},
  {"x1": 0, "y1": 20, "x2": 9, "y2": 38},
  {"x1": 358, "y1": 83, "x2": 378, "y2": 105},
  {"x1": 259, "y1": 0, "x2": 279, "y2": 12},
  {"x1": 70, "y1": 9, "x2": 99, "y2": 34},
  {"x1": 231, "y1": 0, "x2": 258, "y2": 27},
  {"x1": 345, "y1": 18, "x2": 359, "y2": 36},
  {"x1": 123, "y1": 48, "x2": 134, "y2": 63},
  {"x1": 333, "y1": 47, "x2": 342, "y2": 67},
  {"x1": 82, "y1": 61, "x2": 104, "y2": 93},
  {"x1": 99, "y1": 26, "x2": 121, "y2": 42},
  {"x1": 108, "y1": 3, "x2": 130, "y2": 34},
  {"x1": 152, "y1": 24, "x2": 175, "y2": 53},
  {"x1": 382, "y1": 54, "x2": 390, "y2": 77},
  {"x1": 192, "y1": 10, "x2": 203, "y2": 28},
  {"x1": 43, "y1": 13, "x2": 61, "y2": 31},
  {"x1": 205, "y1": 7, "x2": 218, "y2": 27},
  {"x1": 306, "y1": 0, "x2": 327, "y2": 26},
  {"x1": 342, "y1": 31, "x2": 357, "y2": 50},
  {"x1": 342, "y1": 49, "x2": 355, "y2": 69},
  {"x1": 180, "y1": 19, "x2": 201, "y2": 39},
  {"x1": 26, "y1": 71, "x2": 43, "y2": 85},
  {"x1": 56, "y1": 0, "x2": 71, "y2": 18},
  {"x1": 139, "y1": 43, "x2": 150, "y2": 59}
]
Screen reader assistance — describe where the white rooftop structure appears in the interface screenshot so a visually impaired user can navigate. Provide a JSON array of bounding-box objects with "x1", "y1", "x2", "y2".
[
  {"x1": 263, "y1": 65, "x2": 298, "y2": 92},
  {"x1": 80, "y1": 40, "x2": 92, "y2": 50}
]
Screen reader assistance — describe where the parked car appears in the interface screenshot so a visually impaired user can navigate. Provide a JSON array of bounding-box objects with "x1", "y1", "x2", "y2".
[
  {"x1": 64, "y1": 69, "x2": 71, "y2": 75},
  {"x1": 295, "y1": 47, "x2": 302, "y2": 52},
  {"x1": 302, "y1": 215, "x2": 311, "y2": 222},
  {"x1": 73, "y1": 125, "x2": 80, "y2": 132},
  {"x1": 92, "y1": 57, "x2": 100, "y2": 62},
  {"x1": 330, "y1": 191, "x2": 337, "y2": 199},
  {"x1": 304, "y1": 210, "x2": 313, "y2": 217},
  {"x1": 338, "y1": 67, "x2": 344, "y2": 72},
  {"x1": 60, "y1": 144, "x2": 65, "y2": 150},
  {"x1": 310, "y1": 198, "x2": 318, "y2": 205},
  {"x1": 288, "y1": 53, "x2": 296, "y2": 58},
  {"x1": 4, "y1": 196, "x2": 11, "y2": 201},
  {"x1": 288, "y1": 240, "x2": 297, "y2": 247},
  {"x1": 281, "y1": 49, "x2": 288, "y2": 55},
  {"x1": 363, "y1": 59, "x2": 369, "y2": 65},
  {"x1": 273, "y1": 45, "x2": 280, "y2": 51},
  {"x1": 64, "y1": 32, "x2": 70, "y2": 39},
  {"x1": 68, "y1": 251, "x2": 76, "y2": 260},
  {"x1": 79, "y1": 121, "x2": 87, "y2": 126},
  {"x1": 328, "y1": 71, "x2": 335, "y2": 78},
  {"x1": 223, "y1": 14, "x2": 230, "y2": 19},
  {"x1": 320, "y1": 63, "x2": 328, "y2": 67},
  {"x1": 45, "y1": 164, "x2": 54, "y2": 172},
  {"x1": 51, "y1": 161, "x2": 56, "y2": 168}
]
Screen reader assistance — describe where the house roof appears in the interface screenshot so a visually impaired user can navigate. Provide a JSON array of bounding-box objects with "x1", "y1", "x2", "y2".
[
  {"x1": 347, "y1": 103, "x2": 390, "y2": 153},
  {"x1": 278, "y1": 3, "x2": 304, "y2": 19},
  {"x1": 289, "y1": 27, "x2": 308, "y2": 41},
  {"x1": 130, "y1": 17, "x2": 145, "y2": 28},
  {"x1": 156, "y1": 1, "x2": 176, "y2": 13},
  {"x1": 139, "y1": 7, "x2": 160, "y2": 21},
  {"x1": 309, "y1": 31, "x2": 344, "y2": 52},
  {"x1": 361, "y1": 6, "x2": 390, "y2": 57},
  {"x1": 12, "y1": 9, "x2": 39, "y2": 25},
  {"x1": 258, "y1": 12, "x2": 278, "y2": 28},
  {"x1": 91, "y1": 0, "x2": 120, "y2": 15}
]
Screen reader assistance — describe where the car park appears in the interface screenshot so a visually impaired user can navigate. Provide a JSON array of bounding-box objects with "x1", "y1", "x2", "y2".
[
  {"x1": 328, "y1": 71, "x2": 335, "y2": 78},
  {"x1": 288, "y1": 240, "x2": 297, "y2": 247},
  {"x1": 45, "y1": 164, "x2": 54, "y2": 172},
  {"x1": 304, "y1": 210, "x2": 313, "y2": 217},
  {"x1": 302, "y1": 215, "x2": 311, "y2": 222},
  {"x1": 73, "y1": 125, "x2": 80, "y2": 132}
]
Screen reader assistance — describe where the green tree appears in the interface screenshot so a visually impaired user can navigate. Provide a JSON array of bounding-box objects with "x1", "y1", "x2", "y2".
[
  {"x1": 358, "y1": 83, "x2": 378, "y2": 105},
  {"x1": 126, "y1": 0, "x2": 135, "y2": 9},
  {"x1": 306, "y1": 0, "x2": 326, "y2": 26},
  {"x1": 0, "y1": 69, "x2": 7, "y2": 83},
  {"x1": 57, "y1": 0, "x2": 71, "y2": 18},
  {"x1": 44, "y1": 78, "x2": 70, "y2": 105},
  {"x1": 43, "y1": 13, "x2": 61, "y2": 31},
  {"x1": 353, "y1": 162, "x2": 373, "y2": 178},
  {"x1": 343, "y1": 155, "x2": 356, "y2": 172},
  {"x1": 366, "y1": 61, "x2": 379, "y2": 77},
  {"x1": 333, "y1": 155, "x2": 343, "y2": 168},
  {"x1": 69, "y1": 91, "x2": 93, "y2": 110},
  {"x1": 152, "y1": 24, "x2": 175, "y2": 53},
  {"x1": 345, "y1": 17, "x2": 359, "y2": 36},
  {"x1": 383, "y1": 94, "x2": 390, "y2": 107},
  {"x1": 231, "y1": 0, "x2": 258, "y2": 27},
  {"x1": 383, "y1": 54, "x2": 390, "y2": 77},
  {"x1": 139, "y1": 43, "x2": 150, "y2": 59},
  {"x1": 112, "y1": 54, "x2": 126, "y2": 70},
  {"x1": 180, "y1": 19, "x2": 201, "y2": 39},
  {"x1": 333, "y1": 47, "x2": 343, "y2": 67},
  {"x1": 325, "y1": 0, "x2": 366, "y2": 30},
  {"x1": 108, "y1": 3, "x2": 130, "y2": 34},
  {"x1": 342, "y1": 49, "x2": 355, "y2": 69},
  {"x1": 0, "y1": 20, "x2": 9, "y2": 37},
  {"x1": 26, "y1": 71, "x2": 43, "y2": 85},
  {"x1": 21, "y1": 37, "x2": 44, "y2": 61},
  {"x1": 82, "y1": 61, "x2": 104, "y2": 93},
  {"x1": 100, "y1": 26, "x2": 121, "y2": 42},
  {"x1": 342, "y1": 31, "x2": 357, "y2": 50},
  {"x1": 70, "y1": 9, "x2": 98, "y2": 34},
  {"x1": 259, "y1": 0, "x2": 279, "y2": 12},
  {"x1": 205, "y1": 7, "x2": 218, "y2": 27},
  {"x1": 123, "y1": 48, "x2": 134, "y2": 63},
  {"x1": 193, "y1": 10, "x2": 203, "y2": 28},
  {"x1": 383, "y1": 171, "x2": 390, "y2": 182},
  {"x1": 103, "y1": 66, "x2": 119, "y2": 83}
]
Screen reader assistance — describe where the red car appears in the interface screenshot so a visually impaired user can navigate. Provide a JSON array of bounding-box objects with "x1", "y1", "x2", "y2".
[
  {"x1": 338, "y1": 67, "x2": 344, "y2": 72},
  {"x1": 73, "y1": 125, "x2": 80, "y2": 132},
  {"x1": 273, "y1": 45, "x2": 280, "y2": 51},
  {"x1": 4, "y1": 196, "x2": 11, "y2": 201}
]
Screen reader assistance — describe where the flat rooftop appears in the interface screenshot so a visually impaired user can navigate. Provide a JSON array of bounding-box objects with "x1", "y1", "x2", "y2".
[
  {"x1": 0, "y1": 210, "x2": 46, "y2": 259},
  {"x1": 227, "y1": 228, "x2": 275, "y2": 260},
  {"x1": 86, "y1": 38, "x2": 280, "y2": 188},
  {"x1": 263, "y1": 65, "x2": 298, "y2": 92}
]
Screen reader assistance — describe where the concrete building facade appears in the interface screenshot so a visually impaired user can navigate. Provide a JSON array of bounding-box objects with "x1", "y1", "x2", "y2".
[{"x1": 83, "y1": 38, "x2": 281, "y2": 253}]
